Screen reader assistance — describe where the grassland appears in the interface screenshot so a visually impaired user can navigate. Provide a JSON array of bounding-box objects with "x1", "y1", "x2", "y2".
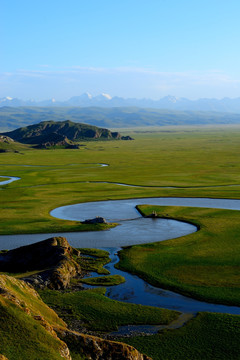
[{"x1": 2, "y1": 126, "x2": 240, "y2": 235}]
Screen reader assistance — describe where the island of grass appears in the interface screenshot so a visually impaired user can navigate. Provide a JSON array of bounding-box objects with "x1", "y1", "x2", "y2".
[
  {"x1": 76, "y1": 248, "x2": 111, "y2": 275},
  {"x1": 117, "y1": 204, "x2": 240, "y2": 306},
  {"x1": 80, "y1": 275, "x2": 125, "y2": 286}
]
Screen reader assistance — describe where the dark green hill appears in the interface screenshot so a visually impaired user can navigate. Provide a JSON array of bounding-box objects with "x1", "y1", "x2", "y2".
[{"x1": 1, "y1": 120, "x2": 132, "y2": 148}]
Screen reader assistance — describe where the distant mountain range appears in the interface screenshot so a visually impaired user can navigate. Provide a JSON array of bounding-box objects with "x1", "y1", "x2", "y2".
[
  {"x1": 2, "y1": 106, "x2": 240, "y2": 132},
  {"x1": 3, "y1": 93, "x2": 240, "y2": 113}
]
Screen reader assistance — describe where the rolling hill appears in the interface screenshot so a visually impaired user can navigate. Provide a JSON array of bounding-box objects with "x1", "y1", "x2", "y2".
[
  {"x1": 1, "y1": 106, "x2": 240, "y2": 132},
  {"x1": 1, "y1": 120, "x2": 133, "y2": 148}
]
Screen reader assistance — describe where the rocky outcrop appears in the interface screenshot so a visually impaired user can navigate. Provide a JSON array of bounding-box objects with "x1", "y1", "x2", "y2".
[
  {"x1": 0, "y1": 237, "x2": 81, "y2": 289},
  {"x1": 82, "y1": 216, "x2": 108, "y2": 224},
  {"x1": 146, "y1": 211, "x2": 158, "y2": 218},
  {"x1": 57, "y1": 328, "x2": 152, "y2": 360},
  {"x1": 0, "y1": 354, "x2": 9, "y2": 360},
  {"x1": 34, "y1": 132, "x2": 74, "y2": 148},
  {"x1": 121, "y1": 135, "x2": 134, "y2": 140},
  {"x1": 0, "y1": 135, "x2": 14, "y2": 143}
]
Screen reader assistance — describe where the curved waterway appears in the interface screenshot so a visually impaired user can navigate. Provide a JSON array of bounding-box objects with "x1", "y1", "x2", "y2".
[
  {"x1": 0, "y1": 176, "x2": 20, "y2": 186},
  {"x1": 1, "y1": 196, "x2": 239, "y2": 319},
  {"x1": 50, "y1": 197, "x2": 240, "y2": 317}
]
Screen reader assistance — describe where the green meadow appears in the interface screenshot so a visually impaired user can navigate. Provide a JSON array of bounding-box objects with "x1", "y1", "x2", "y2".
[
  {"x1": 1, "y1": 126, "x2": 240, "y2": 359},
  {"x1": 2, "y1": 126, "x2": 240, "y2": 235}
]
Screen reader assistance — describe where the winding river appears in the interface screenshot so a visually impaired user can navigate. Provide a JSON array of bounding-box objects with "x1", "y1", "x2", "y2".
[
  {"x1": 1, "y1": 175, "x2": 240, "y2": 333},
  {"x1": 0, "y1": 176, "x2": 20, "y2": 186}
]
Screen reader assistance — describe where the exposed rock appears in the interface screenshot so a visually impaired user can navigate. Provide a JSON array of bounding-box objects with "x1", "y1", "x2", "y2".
[
  {"x1": 56, "y1": 328, "x2": 152, "y2": 360},
  {"x1": 0, "y1": 135, "x2": 14, "y2": 143},
  {"x1": 34, "y1": 132, "x2": 79, "y2": 149},
  {"x1": 121, "y1": 136, "x2": 134, "y2": 140},
  {"x1": 0, "y1": 237, "x2": 81, "y2": 289},
  {"x1": 146, "y1": 211, "x2": 158, "y2": 218},
  {"x1": 82, "y1": 216, "x2": 108, "y2": 224}
]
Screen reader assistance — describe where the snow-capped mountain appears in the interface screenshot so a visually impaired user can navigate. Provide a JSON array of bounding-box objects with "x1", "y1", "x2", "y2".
[{"x1": 2, "y1": 94, "x2": 240, "y2": 113}]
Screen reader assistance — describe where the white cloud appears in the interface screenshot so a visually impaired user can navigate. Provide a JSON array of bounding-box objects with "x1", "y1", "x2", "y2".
[{"x1": 1, "y1": 67, "x2": 240, "y2": 100}]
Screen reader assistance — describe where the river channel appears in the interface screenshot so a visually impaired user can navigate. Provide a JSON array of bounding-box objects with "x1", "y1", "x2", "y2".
[{"x1": 1, "y1": 194, "x2": 240, "y2": 320}]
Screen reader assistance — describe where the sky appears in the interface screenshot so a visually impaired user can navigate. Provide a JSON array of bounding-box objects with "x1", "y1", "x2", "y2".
[{"x1": 1, "y1": 0, "x2": 240, "y2": 100}]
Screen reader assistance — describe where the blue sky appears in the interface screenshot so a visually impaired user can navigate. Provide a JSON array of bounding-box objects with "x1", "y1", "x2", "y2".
[{"x1": 1, "y1": 0, "x2": 240, "y2": 100}]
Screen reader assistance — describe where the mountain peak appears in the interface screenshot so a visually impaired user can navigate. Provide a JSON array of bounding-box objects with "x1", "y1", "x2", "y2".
[
  {"x1": 101, "y1": 93, "x2": 112, "y2": 100},
  {"x1": 162, "y1": 95, "x2": 179, "y2": 103},
  {"x1": 95, "y1": 93, "x2": 112, "y2": 101}
]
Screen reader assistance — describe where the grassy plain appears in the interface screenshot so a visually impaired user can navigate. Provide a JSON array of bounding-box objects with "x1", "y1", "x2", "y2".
[{"x1": 2, "y1": 126, "x2": 240, "y2": 235}]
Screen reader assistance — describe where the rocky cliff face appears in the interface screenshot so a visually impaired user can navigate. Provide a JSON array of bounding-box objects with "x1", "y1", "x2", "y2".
[
  {"x1": 0, "y1": 275, "x2": 151, "y2": 360},
  {"x1": 57, "y1": 328, "x2": 151, "y2": 360},
  {"x1": 0, "y1": 237, "x2": 81, "y2": 289}
]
